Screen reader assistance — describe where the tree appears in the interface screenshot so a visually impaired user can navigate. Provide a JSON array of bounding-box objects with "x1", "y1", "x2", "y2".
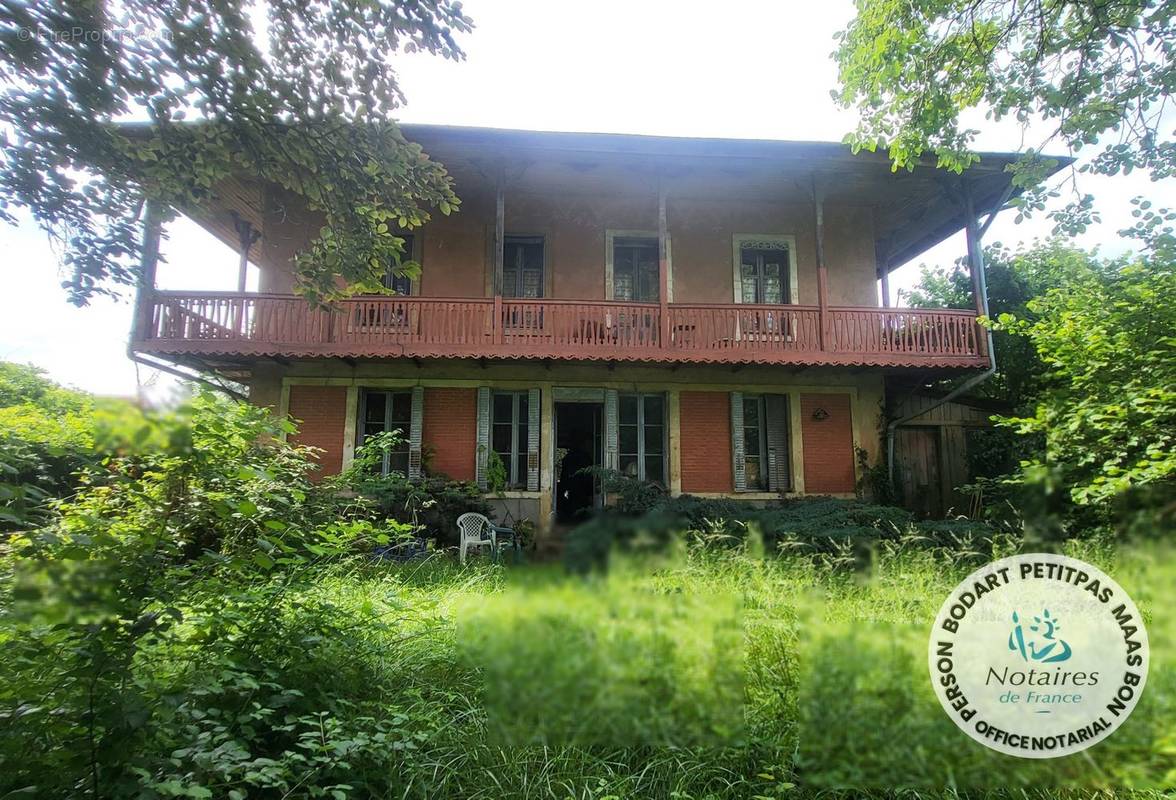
[
  {"x1": 905, "y1": 242, "x2": 1110, "y2": 408},
  {"x1": 834, "y1": 0, "x2": 1175, "y2": 231},
  {"x1": 907, "y1": 240, "x2": 1175, "y2": 533},
  {"x1": 995, "y1": 256, "x2": 1175, "y2": 533},
  {"x1": 0, "y1": 0, "x2": 472, "y2": 304}
]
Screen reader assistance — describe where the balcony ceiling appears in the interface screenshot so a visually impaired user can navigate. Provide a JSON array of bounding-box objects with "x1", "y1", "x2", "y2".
[
  {"x1": 171, "y1": 123, "x2": 1070, "y2": 275},
  {"x1": 402, "y1": 124, "x2": 1072, "y2": 273}
]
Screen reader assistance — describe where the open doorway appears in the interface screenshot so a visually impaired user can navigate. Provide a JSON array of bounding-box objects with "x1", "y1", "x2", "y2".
[{"x1": 555, "y1": 401, "x2": 603, "y2": 524}]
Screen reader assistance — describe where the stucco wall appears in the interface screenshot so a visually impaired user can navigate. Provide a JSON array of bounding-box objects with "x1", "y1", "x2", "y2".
[
  {"x1": 252, "y1": 176, "x2": 878, "y2": 308},
  {"x1": 269, "y1": 360, "x2": 886, "y2": 501}
]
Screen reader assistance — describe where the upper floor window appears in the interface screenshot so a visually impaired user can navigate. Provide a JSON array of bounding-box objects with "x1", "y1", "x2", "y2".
[
  {"x1": 612, "y1": 236, "x2": 659, "y2": 302},
  {"x1": 503, "y1": 235, "x2": 544, "y2": 298},
  {"x1": 618, "y1": 392, "x2": 665, "y2": 485},
  {"x1": 492, "y1": 390, "x2": 530, "y2": 488},
  {"x1": 381, "y1": 234, "x2": 414, "y2": 295},
  {"x1": 740, "y1": 244, "x2": 790, "y2": 304},
  {"x1": 359, "y1": 389, "x2": 412, "y2": 474}
]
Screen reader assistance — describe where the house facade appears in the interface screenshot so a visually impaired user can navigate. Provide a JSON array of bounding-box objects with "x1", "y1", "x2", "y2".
[{"x1": 131, "y1": 125, "x2": 1031, "y2": 527}]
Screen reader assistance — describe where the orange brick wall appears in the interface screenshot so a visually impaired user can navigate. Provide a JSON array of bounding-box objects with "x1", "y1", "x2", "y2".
[
  {"x1": 422, "y1": 387, "x2": 477, "y2": 481},
  {"x1": 800, "y1": 393, "x2": 855, "y2": 494},
  {"x1": 287, "y1": 385, "x2": 347, "y2": 478},
  {"x1": 679, "y1": 391, "x2": 733, "y2": 493}
]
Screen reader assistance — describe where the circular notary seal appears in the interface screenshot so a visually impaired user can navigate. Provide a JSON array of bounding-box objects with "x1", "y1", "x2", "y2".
[{"x1": 928, "y1": 553, "x2": 1148, "y2": 758}]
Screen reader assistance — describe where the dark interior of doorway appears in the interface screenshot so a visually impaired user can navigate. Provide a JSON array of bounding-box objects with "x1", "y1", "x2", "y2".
[{"x1": 555, "y1": 402, "x2": 602, "y2": 524}]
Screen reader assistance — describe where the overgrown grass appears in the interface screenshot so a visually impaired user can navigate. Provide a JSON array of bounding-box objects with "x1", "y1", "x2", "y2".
[{"x1": 3, "y1": 537, "x2": 1173, "y2": 798}]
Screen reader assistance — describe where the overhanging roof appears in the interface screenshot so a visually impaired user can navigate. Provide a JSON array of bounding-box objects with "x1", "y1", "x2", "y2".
[
  {"x1": 128, "y1": 121, "x2": 1071, "y2": 273},
  {"x1": 397, "y1": 123, "x2": 1073, "y2": 273}
]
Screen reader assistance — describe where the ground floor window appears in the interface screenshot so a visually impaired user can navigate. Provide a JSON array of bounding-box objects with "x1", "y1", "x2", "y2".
[
  {"x1": 734, "y1": 392, "x2": 791, "y2": 492},
  {"x1": 618, "y1": 392, "x2": 666, "y2": 485},
  {"x1": 492, "y1": 391, "x2": 530, "y2": 488},
  {"x1": 359, "y1": 389, "x2": 412, "y2": 474},
  {"x1": 741, "y1": 395, "x2": 769, "y2": 490}
]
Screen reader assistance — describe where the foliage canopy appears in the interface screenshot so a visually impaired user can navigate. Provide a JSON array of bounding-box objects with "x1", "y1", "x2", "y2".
[
  {"x1": 0, "y1": 0, "x2": 472, "y2": 304},
  {"x1": 835, "y1": 0, "x2": 1176, "y2": 229}
]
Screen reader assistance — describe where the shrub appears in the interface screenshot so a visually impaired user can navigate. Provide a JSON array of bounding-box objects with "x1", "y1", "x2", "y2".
[
  {"x1": 563, "y1": 490, "x2": 1000, "y2": 572},
  {"x1": 0, "y1": 362, "x2": 153, "y2": 531},
  {"x1": 0, "y1": 390, "x2": 414, "y2": 797},
  {"x1": 349, "y1": 472, "x2": 493, "y2": 547}
]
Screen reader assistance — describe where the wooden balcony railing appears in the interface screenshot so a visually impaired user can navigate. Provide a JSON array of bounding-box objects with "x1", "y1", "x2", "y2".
[{"x1": 135, "y1": 291, "x2": 989, "y2": 368}]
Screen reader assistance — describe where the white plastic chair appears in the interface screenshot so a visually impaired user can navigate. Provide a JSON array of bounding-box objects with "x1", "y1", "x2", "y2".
[{"x1": 457, "y1": 512, "x2": 495, "y2": 564}]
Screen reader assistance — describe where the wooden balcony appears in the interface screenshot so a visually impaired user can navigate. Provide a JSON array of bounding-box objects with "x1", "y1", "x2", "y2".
[{"x1": 132, "y1": 291, "x2": 990, "y2": 369}]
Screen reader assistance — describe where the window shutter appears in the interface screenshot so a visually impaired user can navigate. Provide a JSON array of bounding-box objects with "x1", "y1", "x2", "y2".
[
  {"x1": 730, "y1": 392, "x2": 746, "y2": 491},
  {"x1": 526, "y1": 387, "x2": 540, "y2": 491},
  {"x1": 476, "y1": 386, "x2": 490, "y2": 490},
  {"x1": 765, "y1": 393, "x2": 791, "y2": 492},
  {"x1": 408, "y1": 386, "x2": 424, "y2": 481},
  {"x1": 604, "y1": 389, "x2": 619, "y2": 471}
]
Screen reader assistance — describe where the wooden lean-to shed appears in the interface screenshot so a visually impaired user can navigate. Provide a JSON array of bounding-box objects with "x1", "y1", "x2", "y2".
[{"x1": 890, "y1": 392, "x2": 1000, "y2": 518}]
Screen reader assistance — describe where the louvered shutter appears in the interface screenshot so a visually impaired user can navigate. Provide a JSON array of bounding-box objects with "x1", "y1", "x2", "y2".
[
  {"x1": 475, "y1": 386, "x2": 490, "y2": 490},
  {"x1": 604, "y1": 389, "x2": 619, "y2": 471},
  {"x1": 765, "y1": 393, "x2": 790, "y2": 492},
  {"x1": 730, "y1": 391, "x2": 746, "y2": 491},
  {"x1": 408, "y1": 386, "x2": 424, "y2": 481},
  {"x1": 526, "y1": 387, "x2": 540, "y2": 491}
]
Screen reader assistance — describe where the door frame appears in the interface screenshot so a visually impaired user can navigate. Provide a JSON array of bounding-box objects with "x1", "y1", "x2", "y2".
[{"x1": 553, "y1": 398, "x2": 605, "y2": 521}]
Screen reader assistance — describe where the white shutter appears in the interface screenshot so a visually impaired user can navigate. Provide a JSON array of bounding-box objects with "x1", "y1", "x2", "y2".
[
  {"x1": 604, "y1": 389, "x2": 619, "y2": 471},
  {"x1": 527, "y1": 387, "x2": 540, "y2": 491},
  {"x1": 730, "y1": 392, "x2": 746, "y2": 491},
  {"x1": 476, "y1": 386, "x2": 490, "y2": 490},
  {"x1": 408, "y1": 386, "x2": 424, "y2": 481}
]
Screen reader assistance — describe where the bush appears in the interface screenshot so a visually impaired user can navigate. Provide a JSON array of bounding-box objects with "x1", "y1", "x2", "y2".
[
  {"x1": 0, "y1": 390, "x2": 414, "y2": 797},
  {"x1": 353, "y1": 473, "x2": 493, "y2": 546},
  {"x1": 563, "y1": 488, "x2": 1000, "y2": 572},
  {"x1": 337, "y1": 437, "x2": 493, "y2": 548},
  {"x1": 0, "y1": 363, "x2": 155, "y2": 531}
]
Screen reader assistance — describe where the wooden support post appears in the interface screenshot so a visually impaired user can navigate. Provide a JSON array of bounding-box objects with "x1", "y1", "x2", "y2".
[
  {"x1": 874, "y1": 217, "x2": 891, "y2": 308},
  {"x1": 132, "y1": 199, "x2": 162, "y2": 343},
  {"x1": 962, "y1": 182, "x2": 987, "y2": 318},
  {"x1": 236, "y1": 224, "x2": 252, "y2": 293},
  {"x1": 962, "y1": 180, "x2": 990, "y2": 358},
  {"x1": 812, "y1": 176, "x2": 829, "y2": 351},
  {"x1": 494, "y1": 172, "x2": 505, "y2": 342},
  {"x1": 231, "y1": 215, "x2": 258, "y2": 336},
  {"x1": 657, "y1": 185, "x2": 669, "y2": 349}
]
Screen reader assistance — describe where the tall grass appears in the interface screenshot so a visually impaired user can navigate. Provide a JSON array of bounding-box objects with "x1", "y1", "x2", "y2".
[
  {"x1": 3, "y1": 538, "x2": 1172, "y2": 798},
  {"x1": 256, "y1": 541, "x2": 1174, "y2": 798}
]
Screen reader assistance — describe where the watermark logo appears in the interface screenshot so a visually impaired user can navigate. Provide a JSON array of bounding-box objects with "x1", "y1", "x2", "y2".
[
  {"x1": 1009, "y1": 609, "x2": 1072, "y2": 663},
  {"x1": 929, "y1": 553, "x2": 1149, "y2": 759}
]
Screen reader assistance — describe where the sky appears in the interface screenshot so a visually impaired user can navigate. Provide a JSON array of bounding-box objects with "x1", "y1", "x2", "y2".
[{"x1": 0, "y1": 0, "x2": 1169, "y2": 399}]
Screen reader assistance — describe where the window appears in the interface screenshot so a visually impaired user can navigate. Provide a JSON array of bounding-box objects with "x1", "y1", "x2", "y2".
[
  {"x1": 380, "y1": 234, "x2": 415, "y2": 295},
  {"x1": 503, "y1": 236, "x2": 544, "y2": 298},
  {"x1": 741, "y1": 395, "x2": 769, "y2": 491},
  {"x1": 618, "y1": 393, "x2": 666, "y2": 484},
  {"x1": 359, "y1": 389, "x2": 412, "y2": 474},
  {"x1": 740, "y1": 245, "x2": 789, "y2": 304},
  {"x1": 612, "y1": 236, "x2": 659, "y2": 302},
  {"x1": 734, "y1": 393, "x2": 791, "y2": 492},
  {"x1": 492, "y1": 391, "x2": 530, "y2": 488}
]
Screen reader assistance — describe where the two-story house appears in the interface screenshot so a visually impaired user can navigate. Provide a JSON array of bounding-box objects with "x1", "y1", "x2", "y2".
[{"x1": 130, "y1": 125, "x2": 1054, "y2": 527}]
